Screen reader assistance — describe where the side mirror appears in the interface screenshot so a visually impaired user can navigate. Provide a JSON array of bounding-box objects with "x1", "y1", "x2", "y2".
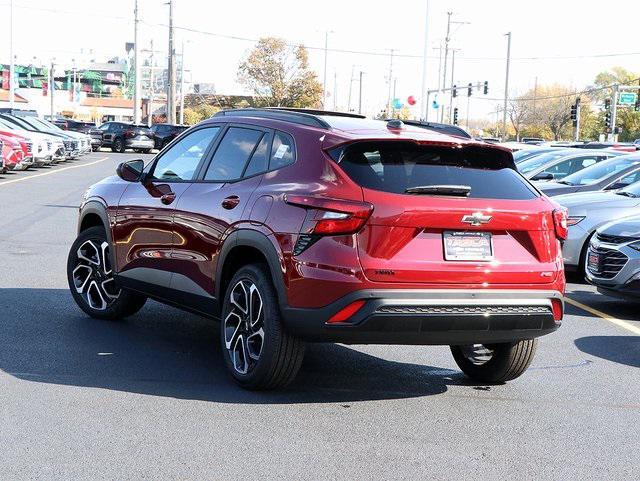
[
  {"x1": 116, "y1": 159, "x2": 144, "y2": 182},
  {"x1": 532, "y1": 171, "x2": 554, "y2": 181}
]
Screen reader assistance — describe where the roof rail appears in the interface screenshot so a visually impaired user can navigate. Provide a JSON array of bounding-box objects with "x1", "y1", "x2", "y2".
[
  {"x1": 213, "y1": 108, "x2": 332, "y2": 129},
  {"x1": 270, "y1": 107, "x2": 366, "y2": 119}
]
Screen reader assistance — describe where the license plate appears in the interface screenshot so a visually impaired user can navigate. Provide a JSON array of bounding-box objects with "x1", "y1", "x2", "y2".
[
  {"x1": 443, "y1": 231, "x2": 493, "y2": 261},
  {"x1": 587, "y1": 252, "x2": 600, "y2": 270}
]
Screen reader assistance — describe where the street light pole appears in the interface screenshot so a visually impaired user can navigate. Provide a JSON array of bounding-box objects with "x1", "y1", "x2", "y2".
[
  {"x1": 440, "y1": 12, "x2": 452, "y2": 122},
  {"x1": 179, "y1": 41, "x2": 185, "y2": 124},
  {"x1": 167, "y1": 0, "x2": 176, "y2": 124},
  {"x1": 419, "y1": 0, "x2": 430, "y2": 120},
  {"x1": 322, "y1": 31, "x2": 330, "y2": 109},
  {"x1": 358, "y1": 70, "x2": 363, "y2": 115},
  {"x1": 50, "y1": 60, "x2": 55, "y2": 119},
  {"x1": 9, "y1": 0, "x2": 15, "y2": 109},
  {"x1": 386, "y1": 49, "x2": 394, "y2": 116},
  {"x1": 133, "y1": 0, "x2": 141, "y2": 123},
  {"x1": 502, "y1": 32, "x2": 512, "y2": 141},
  {"x1": 448, "y1": 49, "x2": 457, "y2": 123}
]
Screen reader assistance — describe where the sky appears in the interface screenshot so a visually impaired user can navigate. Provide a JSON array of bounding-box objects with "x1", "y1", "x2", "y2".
[{"x1": 1, "y1": 0, "x2": 639, "y2": 120}]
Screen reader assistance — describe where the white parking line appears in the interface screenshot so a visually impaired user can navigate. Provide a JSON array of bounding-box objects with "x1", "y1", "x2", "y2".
[
  {"x1": 0, "y1": 157, "x2": 109, "y2": 187},
  {"x1": 565, "y1": 297, "x2": 640, "y2": 335}
]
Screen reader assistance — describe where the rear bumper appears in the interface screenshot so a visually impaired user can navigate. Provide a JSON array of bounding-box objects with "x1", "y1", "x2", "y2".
[
  {"x1": 125, "y1": 139, "x2": 154, "y2": 149},
  {"x1": 281, "y1": 289, "x2": 563, "y2": 345}
]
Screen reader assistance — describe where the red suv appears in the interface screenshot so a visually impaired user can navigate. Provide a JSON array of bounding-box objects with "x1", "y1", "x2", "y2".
[{"x1": 67, "y1": 109, "x2": 565, "y2": 389}]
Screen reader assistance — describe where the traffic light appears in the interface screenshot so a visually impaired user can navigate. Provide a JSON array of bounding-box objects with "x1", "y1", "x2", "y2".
[
  {"x1": 452, "y1": 85, "x2": 457, "y2": 98},
  {"x1": 635, "y1": 98, "x2": 640, "y2": 112},
  {"x1": 467, "y1": 83, "x2": 473, "y2": 97},
  {"x1": 453, "y1": 107, "x2": 459, "y2": 125},
  {"x1": 604, "y1": 98, "x2": 611, "y2": 110},
  {"x1": 570, "y1": 104, "x2": 578, "y2": 126},
  {"x1": 605, "y1": 110, "x2": 612, "y2": 130},
  {"x1": 483, "y1": 81, "x2": 488, "y2": 95}
]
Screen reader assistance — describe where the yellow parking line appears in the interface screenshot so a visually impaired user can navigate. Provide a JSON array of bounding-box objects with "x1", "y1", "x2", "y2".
[
  {"x1": 565, "y1": 297, "x2": 640, "y2": 335},
  {"x1": 0, "y1": 157, "x2": 109, "y2": 187}
]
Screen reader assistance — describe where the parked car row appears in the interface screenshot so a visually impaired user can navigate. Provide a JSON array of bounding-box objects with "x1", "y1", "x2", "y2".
[
  {"x1": 83, "y1": 122, "x2": 187, "y2": 153},
  {"x1": 505, "y1": 142, "x2": 640, "y2": 301},
  {"x1": 0, "y1": 112, "x2": 94, "y2": 173}
]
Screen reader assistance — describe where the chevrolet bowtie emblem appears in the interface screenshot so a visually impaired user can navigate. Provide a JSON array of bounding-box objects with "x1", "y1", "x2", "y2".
[{"x1": 461, "y1": 212, "x2": 492, "y2": 226}]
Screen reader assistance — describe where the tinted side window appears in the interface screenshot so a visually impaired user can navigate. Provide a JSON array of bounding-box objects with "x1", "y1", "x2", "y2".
[
  {"x1": 150, "y1": 127, "x2": 220, "y2": 181},
  {"x1": 243, "y1": 134, "x2": 270, "y2": 177},
  {"x1": 204, "y1": 127, "x2": 263, "y2": 181},
  {"x1": 270, "y1": 131, "x2": 296, "y2": 169}
]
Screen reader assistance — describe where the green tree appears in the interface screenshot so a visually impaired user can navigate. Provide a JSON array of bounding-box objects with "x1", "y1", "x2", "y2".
[
  {"x1": 238, "y1": 37, "x2": 323, "y2": 108},
  {"x1": 592, "y1": 67, "x2": 640, "y2": 140},
  {"x1": 182, "y1": 104, "x2": 220, "y2": 125}
]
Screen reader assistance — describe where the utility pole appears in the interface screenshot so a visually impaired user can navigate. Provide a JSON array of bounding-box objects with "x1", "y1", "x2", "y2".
[
  {"x1": 502, "y1": 32, "x2": 512, "y2": 141},
  {"x1": 419, "y1": 0, "x2": 430, "y2": 120},
  {"x1": 386, "y1": 49, "x2": 394, "y2": 117},
  {"x1": 610, "y1": 85, "x2": 619, "y2": 142},
  {"x1": 574, "y1": 97, "x2": 581, "y2": 142},
  {"x1": 72, "y1": 58, "x2": 77, "y2": 104},
  {"x1": 333, "y1": 70, "x2": 337, "y2": 110},
  {"x1": 322, "y1": 31, "x2": 330, "y2": 109},
  {"x1": 347, "y1": 65, "x2": 355, "y2": 112},
  {"x1": 133, "y1": 0, "x2": 141, "y2": 123},
  {"x1": 148, "y1": 39, "x2": 155, "y2": 126},
  {"x1": 466, "y1": 92, "x2": 471, "y2": 129},
  {"x1": 179, "y1": 41, "x2": 185, "y2": 124},
  {"x1": 440, "y1": 12, "x2": 452, "y2": 122},
  {"x1": 358, "y1": 71, "x2": 364, "y2": 115},
  {"x1": 166, "y1": 0, "x2": 176, "y2": 124},
  {"x1": 9, "y1": 0, "x2": 14, "y2": 109},
  {"x1": 49, "y1": 60, "x2": 55, "y2": 119}
]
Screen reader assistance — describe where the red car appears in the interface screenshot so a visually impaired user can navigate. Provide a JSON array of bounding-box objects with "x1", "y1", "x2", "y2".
[
  {"x1": 0, "y1": 134, "x2": 25, "y2": 172},
  {"x1": 0, "y1": 129, "x2": 33, "y2": 170},
  {"x1": 67, "y1": 109, "x2": 565, "y2": 389}
]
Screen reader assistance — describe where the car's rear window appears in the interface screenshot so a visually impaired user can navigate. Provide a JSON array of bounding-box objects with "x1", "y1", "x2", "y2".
[
  {"x1": 562, "y1": 156, "x2": 640, "y2": 186},
  {"x1": 332, "y1": 141, "x2": 537, "y2": 200}
]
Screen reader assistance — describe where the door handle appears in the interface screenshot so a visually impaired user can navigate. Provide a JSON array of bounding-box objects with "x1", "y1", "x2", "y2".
[
  {"x1": 160, "y1": 192, "x2": 176, "y2": 205},
  {"x1": 222, "y1": 195, "x2": 240, "y2": 210}
]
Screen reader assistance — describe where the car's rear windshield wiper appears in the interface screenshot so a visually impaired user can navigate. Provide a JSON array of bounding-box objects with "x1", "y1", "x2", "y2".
[{"x1": 404, "y1": 185, "x2": 471, "y2": 197}]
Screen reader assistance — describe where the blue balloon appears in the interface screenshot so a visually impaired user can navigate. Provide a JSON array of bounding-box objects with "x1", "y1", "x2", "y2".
[{"x1": 392, "y1": 98, "x2": 403, "y2": 109}]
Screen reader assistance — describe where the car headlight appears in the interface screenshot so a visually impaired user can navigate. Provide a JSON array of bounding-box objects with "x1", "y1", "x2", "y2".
[{"x1": 567, "y1": 216, "x2": 585, "y2": 226}]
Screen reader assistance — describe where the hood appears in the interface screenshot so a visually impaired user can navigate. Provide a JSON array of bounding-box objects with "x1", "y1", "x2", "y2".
[
  {"x1": 536, "y1": 182, "x2": 580, "y2": 196},
  {"x1": 599, "y1": 216, "x2": 640, "y2": 238},
  {"x1": 554, "y1": 191, "x2": 638, "y2": 209}
]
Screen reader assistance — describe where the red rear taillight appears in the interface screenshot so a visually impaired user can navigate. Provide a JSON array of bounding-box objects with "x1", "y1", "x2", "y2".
[
  {"x1": 553, "y1": 208, "x2": 568, "y2": 240},
  {"x1": 285, "y1": 194, "x2": 373, "y2": 235},
  {"x1": 327, "y1": 300, "x2": 366, "y2": 323},
  {"x1": 551, "y1": 298, "x2": 563, "y2": 322}
]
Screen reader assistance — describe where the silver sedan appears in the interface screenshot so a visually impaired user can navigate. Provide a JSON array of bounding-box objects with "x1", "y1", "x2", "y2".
[{"x1": 553, "y1": 182, "x2": 640, "y2": 272}]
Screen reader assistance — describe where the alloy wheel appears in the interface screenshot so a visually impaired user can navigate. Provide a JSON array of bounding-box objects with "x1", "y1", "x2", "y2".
[
  {"x1": 72, "y1": 239, "x2": 121, "y2": 311},
  {"x1": 224, "y1": 279, "x2": 265, "y2": 375},
  {"x1": 459, "y1": 344, "x2": 495, "y2": 366}
]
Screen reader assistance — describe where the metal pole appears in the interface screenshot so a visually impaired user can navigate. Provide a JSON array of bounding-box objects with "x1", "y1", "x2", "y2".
[
  {"x1": 574, "y1": 98, "x2": 581, "y2": 142},
  {"x1": 133, "y1": 0, "x2": 141, "y2": 123},
  {"x1": 448, "y1": 50, "x2": 456, "y2": 123},
  {"x1": 392, "y1": 77, "x2": 397, "y2": 117},
  {"x1": 179, "y1": 41, "x2": 185, "y2": 124},
  {"x1": 610, "y1": 85, "x2": 618, "y2": 142},
  {"x1": 347, "y1": 65, "x2": 354, "y2": 112},
  {"x1": 167, "y1": 0, "x2": 176, "y2": 124},
  {"x1": 386, "y1": 49, "x2": 394, "y2": 116},
  {"x1": 358, "y1": 71, "x2": 363, "y2": 115},
  {"x1": 466, "y1": 94, "x2": 470, "y2": 129},
  {"x1": 333, "y1": 70, "x2": 337, "y2": 110},
  {"x1": 322, "y1": 31, "x2": 329, "y2": 109},
  {"x1": 148, "y1": 39, "x2": 154, "y2": 126},
  {"x1": 9, "y1": 0, "x2": 14, "y2": 109},
  {"x1": 425, "y1": 91, "x2": 431, "y2": 122},
  {"x1": 50, "y1": 60, "x2": 55, "y2": 119},
  {"x1": 440, "y1": 12, "x2": 452, "y2": 123},
  {"x1": 502, "y1": 32, "x2": 511, "y2": 141},
  {"x1": 419, "y1": 0, "x2": 430, "y2": 120}
]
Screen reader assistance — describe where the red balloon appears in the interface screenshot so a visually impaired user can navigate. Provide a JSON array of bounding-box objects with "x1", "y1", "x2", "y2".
[{"x1": 407, "y1": 95, "x2": 417, "y2": 106}]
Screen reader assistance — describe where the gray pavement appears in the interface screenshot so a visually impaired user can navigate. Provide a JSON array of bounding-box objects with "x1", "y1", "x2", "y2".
[{"x1": 0, "y1": 152, "x2": 639, "y2": 480}]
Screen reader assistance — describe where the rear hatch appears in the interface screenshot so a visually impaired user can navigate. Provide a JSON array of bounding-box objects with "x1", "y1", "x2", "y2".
[
  {"x1": 129, "y1": 124, "x2": 154, "y2": 141},
  {"x1": 333, "y1": 140, "x2": 560, "y2": 285}
]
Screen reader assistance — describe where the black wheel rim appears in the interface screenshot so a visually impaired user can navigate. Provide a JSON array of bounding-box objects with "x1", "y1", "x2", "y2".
[
  {"x1": 223, "y1": 279, "x2": 265, "y2": 375},
  {"x1": 72, "y1": 239, "x2": 121, "y2": 310}
]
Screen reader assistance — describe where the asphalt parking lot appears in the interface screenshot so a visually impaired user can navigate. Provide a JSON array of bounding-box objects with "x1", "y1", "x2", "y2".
[{"x1": 1, "y1": 152, "x2": 639, "y2": 480}]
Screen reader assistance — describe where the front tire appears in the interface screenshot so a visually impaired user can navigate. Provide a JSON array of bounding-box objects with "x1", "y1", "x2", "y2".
[
  {"x1": 67, "y1": 226, "x2": 147, "y2": 320},
  {"x1": 113, "y1": 138, "x2": 125, "y2": 153},
  {"x1": 450, "y1": 339, "x2": 538, "y2": 383},
  {"x1": 220, "y1": 264, "x2": 305, "y2": 390}
]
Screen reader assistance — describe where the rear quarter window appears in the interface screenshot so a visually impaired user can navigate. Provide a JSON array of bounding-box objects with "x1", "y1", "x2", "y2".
[{"x1": 333, "y1": 141, "x2": 537, "y2": 200}]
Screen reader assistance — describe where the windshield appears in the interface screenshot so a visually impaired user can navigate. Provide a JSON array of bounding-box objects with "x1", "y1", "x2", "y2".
[
  {"x1": 18, "y1": 116, "x2": 54, "y2": 131},
  {"x1": 0, "y1": 118, "x2": 27, "y2": 131},
  {"x1": 32, "y1": 118, "x2": 63, "y2": 131},
  {"x1": 0, "y1": 116, "x2": 34, "y2": 131},
  {"x1": 517, "y1": 150, "x2": 575, "y2": 174},
  {"x1": 562, "y1": 156, "x2": 640, "y2": 185},
  {"x1": 619, "y1": 180, "x2": 640, "y2": 196}
]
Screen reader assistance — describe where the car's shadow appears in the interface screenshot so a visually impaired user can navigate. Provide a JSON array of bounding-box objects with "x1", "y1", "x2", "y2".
[
  {"x1": 575, "y1": 336, "x2": 640, "y2": 369},
  {"x1": 0, "y1": 288, "x2": 470, "y2": 404}
]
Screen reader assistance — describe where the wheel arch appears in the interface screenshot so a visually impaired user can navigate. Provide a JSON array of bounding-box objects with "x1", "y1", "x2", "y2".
[
  {"x1": 216, "y1": 229, "x2": 288, "y2": 308},
  {"x1": 78, "y1": 201, "x2": 114, "y2": 252}
]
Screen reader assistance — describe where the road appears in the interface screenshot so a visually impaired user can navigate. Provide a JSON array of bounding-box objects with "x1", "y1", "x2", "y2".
[{"x1": 1, "y1": 152, "x2": 639, "y2": 480}]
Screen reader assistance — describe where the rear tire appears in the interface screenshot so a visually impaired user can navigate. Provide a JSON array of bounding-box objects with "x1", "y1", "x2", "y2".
[
  {"x1": 67, "y1": 226, "x2": 147, "y2": 320},
  {"x1": 114, "y1": 138, "x2": 125, "y2": 153},
  {"x1": 450, "y1": 339, "x2": 538, "y2": 383},
  {"x1": 220, "y1": 264, "x2": 305, "y2": 390}
]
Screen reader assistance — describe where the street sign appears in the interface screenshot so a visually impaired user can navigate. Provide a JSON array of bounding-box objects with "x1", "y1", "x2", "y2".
[{"x1": 618, "y1": 92, "x2": 637, "y2": 105}]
